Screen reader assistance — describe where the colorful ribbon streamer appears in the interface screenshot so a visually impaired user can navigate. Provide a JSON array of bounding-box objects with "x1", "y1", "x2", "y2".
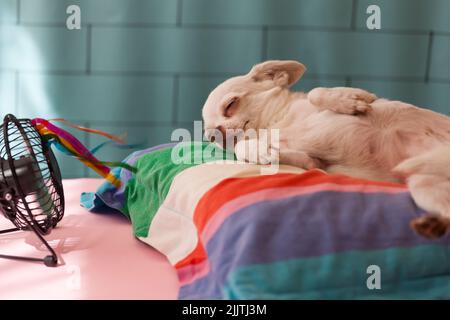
[
  {"x1": 32, "y1": 118, "x2": 137, "y2": 188},
  {"x1": 50, "y1": 118, "x2": 127, "y2": 144}
]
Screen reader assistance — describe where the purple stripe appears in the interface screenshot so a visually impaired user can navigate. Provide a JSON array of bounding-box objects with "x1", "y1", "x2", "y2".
[
  {"x1": 95, "y1": 143, "x2": 177, "y2": 212},
  {"x1": 120, "y1": 142, "x2": 177, "y2": 182},
  {"x1": 180, "y1": 190, "x2": 450, "y2": 299}
]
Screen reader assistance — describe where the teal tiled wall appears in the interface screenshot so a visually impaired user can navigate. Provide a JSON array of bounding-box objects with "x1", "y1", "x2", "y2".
[
  {"x1": 0, "y1": 26, "x2": 87, "y2": 71},
  {"x1": 20, "y1": 0, "x2": 178, "y2": 24},
  {"x1": 355, "y1": 0, "x2": 450, "y2": 32},
  {"x1": 91, "y1": 27, "x2": 263, "y2": 73},
  {"x1": 1, "y1": 0, "x2": 450, "y2": 178},
  {"x1": 430, "y1": 35, "x2": 450, "y2": 80},
  {"x1": 267, "y1": 30, "x2": 429, "y2": 77},
  {"x1": 17, "y1": 74, "x2": 175, "y2": 121},
  {"x1": 181, "y1": 0, "x2": 354, "y2": 28}
]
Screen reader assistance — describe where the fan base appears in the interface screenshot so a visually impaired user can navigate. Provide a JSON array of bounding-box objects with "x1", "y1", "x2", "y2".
[{"x1": 0, "y1": 226, "x2": 58, "y2": 267}]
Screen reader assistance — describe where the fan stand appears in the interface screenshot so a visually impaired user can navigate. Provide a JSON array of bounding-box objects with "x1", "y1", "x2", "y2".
[{"x1": 0, "y1": 222, "x2": 58, "y2": 267}]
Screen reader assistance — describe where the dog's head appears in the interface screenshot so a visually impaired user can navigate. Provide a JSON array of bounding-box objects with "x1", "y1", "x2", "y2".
[{"x1": 202, "y1": 60, "x2": 306, "y2": 149}]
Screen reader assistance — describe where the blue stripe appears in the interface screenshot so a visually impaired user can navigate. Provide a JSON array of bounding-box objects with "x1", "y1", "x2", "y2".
[{"x1": 81, "y1": 143, "x2": 176, "y2": 213}]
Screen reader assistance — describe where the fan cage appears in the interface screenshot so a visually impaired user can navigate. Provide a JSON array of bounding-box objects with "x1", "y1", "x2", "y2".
[{"x1": 0, "y1": 116, "x2": 64, "y2": 235}]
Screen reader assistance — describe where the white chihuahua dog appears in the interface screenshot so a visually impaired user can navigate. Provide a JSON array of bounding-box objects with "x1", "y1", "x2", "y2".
[{"x1": 202, "y1": 60, "x2": 450, "y2": 239}]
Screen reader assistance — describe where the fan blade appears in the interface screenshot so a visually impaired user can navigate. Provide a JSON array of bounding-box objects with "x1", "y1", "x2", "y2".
[{"x1": 0, "y1": 157, "x2": 42, "y2": 195}]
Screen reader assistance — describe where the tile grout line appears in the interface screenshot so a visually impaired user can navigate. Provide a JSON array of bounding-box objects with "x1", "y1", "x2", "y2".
[
  {"x1": 424, "y1": 30, "x2": 434, "y2": 83},
  {"x1": 3, "y1": 68, "x2": 450, "y2": 84},
  {"x1": 86, "y1": 24, "x2": 93, "y2": 75},
  {"x1": 89, "y1": 121, "x2": 176, "y2": 126},
  {"x1": 16, "y1": 0, "x2": 20, "y2": 25},
  {"x1": 14, "y1": 71, "x2": 19, "y2": 114},
  {"x1": 35, "y1": 120, "x2": 177, "y2": 127},
  {"x1": 261, "y1": 25, "x2": 268, "y2": 61},
  {"x1": 176, "y1": 0, "x2": 183, "y2": 27},
  {"x1": 172, "y1": 74, "x2": 180, "y2": 125},
  {"x1": 6, "y1": 20, "x2": 450, "y2": 37},
  {"x1": 345, "y1": 76, "x2": 352, "y2": 87},
  {"x1": 350, "y1": 0, "x2": 358, "y2": 30},
  {"x1": 4, "y1": 69, "x2": 450, "y2": 83},
  {"x1": 83, "y1": 121, "x2": 90, "y2": 178}
]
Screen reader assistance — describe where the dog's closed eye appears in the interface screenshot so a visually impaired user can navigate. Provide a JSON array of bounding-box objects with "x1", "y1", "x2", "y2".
[{"x1": 223, "y1": 97, "x2": 239, "y2": 118}]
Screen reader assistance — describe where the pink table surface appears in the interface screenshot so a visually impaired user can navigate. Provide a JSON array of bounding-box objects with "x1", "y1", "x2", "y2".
[{"x1": 0, "y1": 179, "x2": 179, "y2": 300}]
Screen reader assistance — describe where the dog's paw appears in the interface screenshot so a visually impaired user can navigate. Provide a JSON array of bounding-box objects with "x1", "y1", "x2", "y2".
[
  {"x1": 308, "y1": 87, "x2": 376, "y2": 115},
  {"x1": 410, "y1": 215, "x2": 450, "y2": 239},
  {"x1": 279, "y1": 150, "x2": 319, "y2": 170},
  {"x1": 331, "y1": 98, "x2": 373, "y2": 115},
  {"x1": 235, "y1": 139, "x2": 279, "y2": 165},
  {"x1": 259, "y1": 145, "x2": 279, "y2": 165},
  {"x1": 331, "y1": 89, "x2": 376, "y2": 115}
]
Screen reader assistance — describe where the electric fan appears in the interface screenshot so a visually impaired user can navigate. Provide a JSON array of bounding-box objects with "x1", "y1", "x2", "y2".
[{"x1": 0, "y1": 114, "x2": 64, "y2": 267}]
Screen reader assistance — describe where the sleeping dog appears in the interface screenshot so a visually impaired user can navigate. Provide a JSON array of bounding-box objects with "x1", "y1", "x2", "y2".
[{"x1": 202, "y1": 60, "x2": 450, "y2": 239}]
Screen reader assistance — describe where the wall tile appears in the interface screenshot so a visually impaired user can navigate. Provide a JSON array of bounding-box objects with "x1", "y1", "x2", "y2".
[
  {"x1": 429, "y1": 35, "x2": 450, "y2": 80},
  {"x1": 0, "y1": 72, "x2": 16, "y2": 115},
  {"x1": 177, "y1": 76, "x2": 229, "y2": 123},
  {"x1": 20, "y1": 0, "x2": 177, "y2": 24},
  {"x1": 91, "y1": 27, "x2": 263, "y2": 73},
  {"x1": 352, "y1": 80, "x2": 450, "y2": 115},
  {"x1": 0, "y1": 26, "x2": 86, "y2": 71},
  {"x1": 17, "y1": 74, "x2": 174, "y2": 122},
  {"x1": 0, "y1": 0, "x2": 17, "y2": 24},
  {"x1": 356, "y1": 0, "x2": 450, "y2": 33},
  {"x1": 268, "y1": 30, "x2": 429, "y2": 78},
  {"x1": 182, "y1": 0, "x2": 352, "y2": 28}
]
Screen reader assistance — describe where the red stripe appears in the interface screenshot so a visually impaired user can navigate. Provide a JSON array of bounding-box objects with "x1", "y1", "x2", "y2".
[{"x1": 175, "y1": 169, "x2": 405, "y2": 269}]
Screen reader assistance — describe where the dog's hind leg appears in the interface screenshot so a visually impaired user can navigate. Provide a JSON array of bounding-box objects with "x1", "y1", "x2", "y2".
[
  {"x1": 405, "y1": 174, "x2": 450, "y2": 238},
  {"x1": 393, "y1": 147, "x2": 450, "y2": 238}
]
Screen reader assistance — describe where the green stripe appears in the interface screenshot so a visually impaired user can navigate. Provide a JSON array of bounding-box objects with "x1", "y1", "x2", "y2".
[
  {"x1": 124, "y1": 142, "x2": 235, "y2": 237},
  {"x1": 224, "y1": 244, "x2": 450, "y2": 299}
]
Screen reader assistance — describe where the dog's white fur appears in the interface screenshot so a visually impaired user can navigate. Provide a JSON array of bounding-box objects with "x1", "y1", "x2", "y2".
[{"x1": 202, "y1": 60, "x2": 450, "y2": 238}]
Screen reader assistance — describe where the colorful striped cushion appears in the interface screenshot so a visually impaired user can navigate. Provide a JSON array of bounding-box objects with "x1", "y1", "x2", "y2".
[{"x1": 81, "y1": 143, "x2": 450, "y2": 299}]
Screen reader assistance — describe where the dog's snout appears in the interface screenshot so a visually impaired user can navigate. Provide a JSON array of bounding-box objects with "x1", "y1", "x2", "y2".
[
  {"x1": 204, "y1": 129, "x2": 214, "y2": 142},
  {"x1": 216, "y1": 125, "x2": 226, "y2": 138},
  {"x1": 205, "y1": 126, "x2": 227, "y2": 147},
  {"x1": 205, "y1": 128, "x2": 218, "y2": 142},
  {"x1": 216, "y1": 126, "x2": 227, "y2": 147}
]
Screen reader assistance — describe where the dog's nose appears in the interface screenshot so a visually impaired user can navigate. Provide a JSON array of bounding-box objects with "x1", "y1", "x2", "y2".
[
  {"x1": 209, "y1": 135, "x2": 216, "y2": 143},
  {"x1": 216, "y1": 126, "x2": 227, "y2": 147},
  {"x1": 216, "y1": 126, "x2": 226, "y2": 139},
  {"x1": 205, "y1": 128, "x2": 218, "y2": 142}
]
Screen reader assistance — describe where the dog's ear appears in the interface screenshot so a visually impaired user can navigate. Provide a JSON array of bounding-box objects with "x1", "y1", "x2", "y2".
[{"x1": 248, "y1": 60, "x2": 306, "y2": 87}]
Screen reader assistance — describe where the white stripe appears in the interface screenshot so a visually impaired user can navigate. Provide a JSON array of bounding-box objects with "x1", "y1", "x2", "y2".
[{"x1": 139, "y1": 161, "x2": 305, "y2": 264}]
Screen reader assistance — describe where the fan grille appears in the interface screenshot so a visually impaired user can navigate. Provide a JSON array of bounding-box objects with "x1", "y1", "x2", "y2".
[{"x1": 0, "y1": 116, "x2": 64, "y2": 234}]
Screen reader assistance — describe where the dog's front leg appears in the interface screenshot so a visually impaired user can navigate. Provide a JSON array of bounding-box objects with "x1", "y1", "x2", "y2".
[
  {"x1": 278, "y1": 149, "x2": 322, "y2": 169},
  {"x1": 235, "y1": 138, "x2": 320, "y2": 170},
  {"x1": 307, "y1": 87, "x2": 377, "y2": 115}
]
